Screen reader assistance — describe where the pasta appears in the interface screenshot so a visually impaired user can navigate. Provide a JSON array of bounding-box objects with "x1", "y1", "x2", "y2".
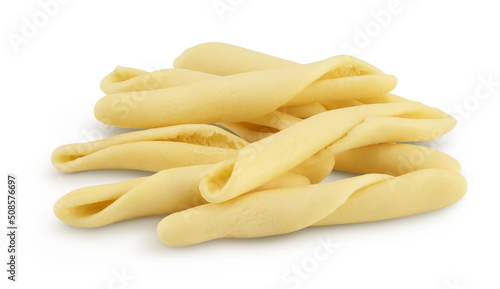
[
  {"x1": 54, "y1": 164, "x2": 310, "y2": 228},
  {"x1": 55, "y1": 142, "x2": 460, "y2": 231},
  {"x1": 174, "y1": 42, "x2": 386, "y2": 76},
  {"x1": 51, "y1": 42, "x2": 466, "y2": 248},
  {"x1": 157, "y1": 143, "x2": 465, "y2": 246},
  {"x1": 170, "y1": 42, "x2": 410, "y2": 141},
  {"x1": 100, "y1": 66, "x2": 327, "y2": 142},
  {"x1": 51, "y1": 122, "x2": 334, "y2": 184},
  {"x1": 199, "y1": 101, "x2": 456, "y2": 203},
  {"x1": 94, "y1": 55, "x2": 397, "y2": 128},
  {"x1": 51, "y1": 124, "x2": 246, "y2": 173}
]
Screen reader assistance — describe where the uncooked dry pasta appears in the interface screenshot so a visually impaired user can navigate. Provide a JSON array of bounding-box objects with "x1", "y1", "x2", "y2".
[
  {"x1": 99, "y1": 67, "x2": 327, "y2": 142},
  {"x1": 52, "y1": 124, "x2": 246, "y2": 173},
  {"x1": 54, "y1": 165, "x2": 310, "y2": 228},
  {"x1": 174, "y1": 42, "x2": 387, "y2": 76},
  {"x1": 97, "y1": 44, "x2": 399, "y2": 141},
  {"x1": 51, "y1": 123, "x2": 335, "y2": 184},
  {"x1": 54, "y1": 143, "x2": 461, "y2": 230},
  {"x1": 199, "y1": 101, "x2": 456, "y2": 203},
  {"x1": 159, "y1": 169, "x2": 465, "y2": 246},
  {"x1": 51, "y1": 42, "x2": 466, "y2": 248},
  {"x1": 157, "y1": 144, "x2": 465, "y2": 246},
  {"x1": 173, "y1": 42, "x2": 399, "y2": 108},
  {"x1": 94, "y1": 55, "x2": 396, "y2": 128},
  {"x1": 170, "y1": 43, "x2": 414, "y2": 141}
]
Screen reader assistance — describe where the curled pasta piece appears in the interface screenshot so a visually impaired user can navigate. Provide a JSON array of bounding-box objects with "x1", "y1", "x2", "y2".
[
  {"x1": 174, "y1": 42, "x2": 397, "y2": 106},
  {"x1": 171, "y1": 43, "x2": 419, "y2": 146},
  {"x1": 219, "y1": 95, "x2": 408, "y2": 143},
  {"x1": 52, "y1": 124, "x2": 246, "y2": 173},
  {"x1": 95, "y1": 55, "x2": 397, "y2": 128},
  {"x1": 157, "y1": 144, "x2": 466, "y2": 246},
  {"x1": 174, "y1": 42, "x2": 385, "y2": 75},
  {"x1": 199, "y1": 101, "x2": 456, "y2": 203},
  {"x1": 54, "y1": 164, "x2": 310, "y2": 228},
  {"x1": 101, "y1": 66, "x2": 332, "y2": 118},
  {"x1": 100, "y1": 66, "x2": 327, "y2": 137},
  {"x1": 159, "y1": 174, "x2": 390, "y2": 246},
  {"x1": 159, "y1": 169, "x2": 465, "y2": 246},
  {"x1": 219, "y1": 94, "x2": 408, "y2": 143}
]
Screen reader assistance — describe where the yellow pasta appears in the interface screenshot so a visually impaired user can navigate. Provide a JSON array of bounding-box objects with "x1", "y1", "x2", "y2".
[
  {"x1": 95, "y1": 55, "x2": 397, "y2": 128},
  {"x1": 199, "y1": 101, "x2": 456, "y2": 203},
  {"x1": 54, "y1": 165, "x2": 310, "y2": 228},
  {"x1": 52, "y1": 124, "x2": 335, "y2": 185},
  {"x1": 220, "y1": 97, "x2": 404, "y2": 144},
  {"x1": 174, "y1": 42, "x2": 399, "y2": 106},
  {"x1": 174, "y1": 42, "x2": 386, "y2": 76},
  {"x1": 51, "y1": 42, "x2": 466, "y2": 249},
  {"x1": 100, "y1": 66, "x2": 327, "y2": 142},
  {"x1": 52, "y1": 124, "x2": 246, "y2": 173},
  {"x1": 171, "y1": 43, "x2": 411, "y2": 112},
  {"x1": 157, "y1": 144, "x2": 465, "y2": 246},
  {"x1": 169, "y1": 42, "x2": 410, "y2": 143}
]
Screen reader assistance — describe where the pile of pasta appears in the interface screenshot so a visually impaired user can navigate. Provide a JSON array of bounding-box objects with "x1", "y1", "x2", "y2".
[{"x1": 52, "y1": 42, "x2": 466, "y2": 246}]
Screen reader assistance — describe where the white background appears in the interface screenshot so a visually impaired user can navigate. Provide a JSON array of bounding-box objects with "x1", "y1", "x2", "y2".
[{"x1": 1, "y1": 0, "x2": 499, "y2": 288}]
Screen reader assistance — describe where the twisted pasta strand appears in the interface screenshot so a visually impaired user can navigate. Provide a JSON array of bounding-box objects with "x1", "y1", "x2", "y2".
[
  {"x1": 95, "y1": 55, "x2": 396, "y2": 128},
  {"x1": 54, "y1": 165, "x2": 310, "y2": 228},
  {"x1": 157, "y1": 143, "x2": 465, "y2": 246},
  {"x1": 199, "y1": 101, "x2": 456, "y2": 203},
  {"x1": 52, "y1": 124, "x2": 246, "y2": 173}
]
